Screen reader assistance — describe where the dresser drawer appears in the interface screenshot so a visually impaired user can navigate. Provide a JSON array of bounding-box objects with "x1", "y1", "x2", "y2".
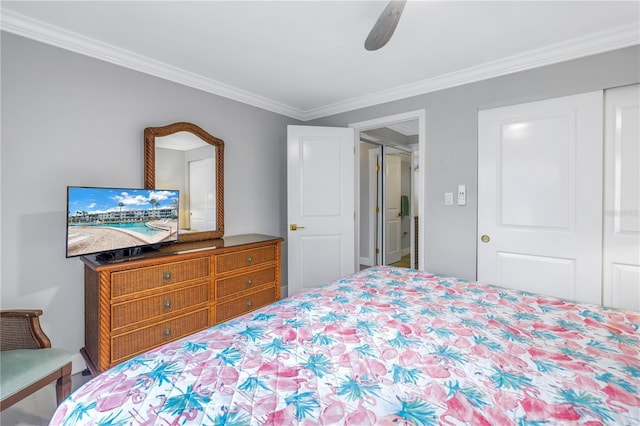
[
  {"x1": 111, "y1": 258, "x2": 209, "y2": 297},
  {"x1": 216, "y1": 246, "x2": 276, "y2": 274},
  {"x1": 111, "y1": 282, "x2": 209, "y2": 330},
  {"x1": 111, "y1": 308, "x2": 209, "y2": 364},
  {"x1": 215, "y1": 266, "x2": 276, "y2": 299},
  {"x1": 215, "y1": 287, "x2": 276, "y2": 323}
]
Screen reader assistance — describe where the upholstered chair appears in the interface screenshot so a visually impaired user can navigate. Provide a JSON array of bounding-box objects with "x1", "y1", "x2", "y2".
[{"x1": 0, "y1": 310, "x2": 72, "y2": 410}]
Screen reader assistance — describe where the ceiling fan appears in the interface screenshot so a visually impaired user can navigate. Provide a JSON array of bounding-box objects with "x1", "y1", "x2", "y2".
[{"x1": 365, "y1": 0, "x2": 407, "y2": 51}]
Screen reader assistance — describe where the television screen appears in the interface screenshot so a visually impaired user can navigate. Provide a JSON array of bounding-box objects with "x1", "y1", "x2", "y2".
[{"x1": 66, "y1": 186, "x2": 180, "y2": 259}]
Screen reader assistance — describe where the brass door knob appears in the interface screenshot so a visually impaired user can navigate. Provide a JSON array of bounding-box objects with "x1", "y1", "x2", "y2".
[{"x1": 481, "y1": 235, "x2": 490, "y2": 243}]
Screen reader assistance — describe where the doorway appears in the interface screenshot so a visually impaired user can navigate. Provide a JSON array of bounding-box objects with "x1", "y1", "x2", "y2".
[{"x1": 350, "y1": 110, "x2": 425, "y2": 270}]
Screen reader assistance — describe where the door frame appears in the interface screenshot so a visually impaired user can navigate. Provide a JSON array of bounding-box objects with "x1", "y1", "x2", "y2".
[
  {"x1": 365, "y1": 147, "x2": 380, "y2": 266},
  {"x1": 350, "y1": 109, "x2": 426, "y2": 270}
]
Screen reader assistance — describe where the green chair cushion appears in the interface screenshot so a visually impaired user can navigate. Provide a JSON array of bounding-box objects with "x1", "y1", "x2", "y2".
[{"x1": 0, "y1": 348, "x2": 71, "y2": 401}]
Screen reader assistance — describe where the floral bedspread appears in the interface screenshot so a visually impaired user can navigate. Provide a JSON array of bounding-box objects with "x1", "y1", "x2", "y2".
[{"x1": 52, "y1": 267, "x2": 640, "y2": 425}]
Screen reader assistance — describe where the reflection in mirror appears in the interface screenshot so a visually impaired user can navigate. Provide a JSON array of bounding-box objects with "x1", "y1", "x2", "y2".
[
  {"x1": 156, "y1": 133, "x2": 216, "y2": 232},
  {"x1": 144, "y1": 123, "x2": 224, "y2": 242}
]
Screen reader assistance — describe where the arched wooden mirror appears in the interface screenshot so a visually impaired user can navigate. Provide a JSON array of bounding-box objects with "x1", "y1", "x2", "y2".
[{"x1": 144, "y1": 122, "x2": 224, "y2": 242}]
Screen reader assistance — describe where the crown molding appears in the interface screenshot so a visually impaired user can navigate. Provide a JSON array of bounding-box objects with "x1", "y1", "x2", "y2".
[
  {"x1": 302, "y1": 21, "x2": 640, "y2": 120},
  {"x1": 0, "y1": 9, "x2": 305, "y2": 119},
  {"x1": 2, "y1": 9, "x2": 638, "y2": 121}
]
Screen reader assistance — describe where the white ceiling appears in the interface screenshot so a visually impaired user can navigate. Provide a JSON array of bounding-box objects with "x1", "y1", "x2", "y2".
[{"x1": 2, "y1": 1, "x2": 638, "y2": 121}]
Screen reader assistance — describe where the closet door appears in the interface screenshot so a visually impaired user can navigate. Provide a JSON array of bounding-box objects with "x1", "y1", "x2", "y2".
[
  {"x1": 603, "y1": 84, "x2": 640, "y2": 311},
  {"x1": 384, "y1": 155, "x2": 402, "y2": 264},
  {"x1": 478, "y1": 91, "x2": 603, "y2": 304}
]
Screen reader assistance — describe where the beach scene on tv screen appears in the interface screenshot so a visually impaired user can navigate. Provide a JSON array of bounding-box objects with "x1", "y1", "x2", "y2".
[{"x1": 67, "y1": 187, "x2": 179, "y2": 257}]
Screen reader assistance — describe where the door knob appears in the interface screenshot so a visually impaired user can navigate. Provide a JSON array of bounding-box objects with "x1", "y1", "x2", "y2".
[
  {"x1": 481, "y1": 235, "x2": 490, "y2": 243},
  {"x1": 290, "y1": 224, "x2": 306, "y2": 231}
]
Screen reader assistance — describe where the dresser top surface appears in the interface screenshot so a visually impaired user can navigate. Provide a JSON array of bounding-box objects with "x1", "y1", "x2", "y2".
[{"x1": 82, "y1": 233, "x2": 283, "y2": 269}]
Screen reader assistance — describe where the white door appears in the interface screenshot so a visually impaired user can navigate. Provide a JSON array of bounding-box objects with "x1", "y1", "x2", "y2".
[
  {"x1": 189, "y1": 157, "x2": 216, "y2": 231},
  {"x1": 478, "y1": 91, "x2": 603, "y2": 305},
  {"x1": 287, "y1": 125, "x2": 355, "y2": 296},
  {"x1": 384, "y1": 155, "x2": 402, "y2": 264},
  {"x1": 603, "y1": 84, "x2": 640, "y2": 311}
]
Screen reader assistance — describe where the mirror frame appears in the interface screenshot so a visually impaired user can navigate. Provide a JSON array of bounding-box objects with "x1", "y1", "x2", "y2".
[{"x1": 144, "y1": 122, "x2": 224, "y2": 242}]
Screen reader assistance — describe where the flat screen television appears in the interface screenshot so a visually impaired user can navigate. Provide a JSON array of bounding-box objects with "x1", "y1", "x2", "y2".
[{"x1": 66, "y1": 186, "x2": 180, "y2": 261}]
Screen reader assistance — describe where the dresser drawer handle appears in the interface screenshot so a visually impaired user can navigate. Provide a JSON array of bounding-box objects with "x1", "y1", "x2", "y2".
[
  {"x1": 163, "y1": 271, "x2": 172, "y2": 281},
  {"x1": 246, "y1": 277, "x2": 253, "y2": 287},
  {"x1": 246, "y1": 255, "x2": 253, "y2": 265},
  {"x1": 246, "y1": 300, "x2": 252, "y2": 308},
  {"x1": 163, "y1": 328, "x2": 171, "y2": 338},
  {"x1": 163, "y1": 299, "x2": 172, "y2": 310}
]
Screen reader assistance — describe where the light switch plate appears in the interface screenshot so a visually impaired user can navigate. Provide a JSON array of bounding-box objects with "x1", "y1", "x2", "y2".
[
  {"x1": 457, "y1": 185, "x2": 466, "y2": 205},
  {"x1": 445, "y1": 192, "x2": 453, "y2": 205}
]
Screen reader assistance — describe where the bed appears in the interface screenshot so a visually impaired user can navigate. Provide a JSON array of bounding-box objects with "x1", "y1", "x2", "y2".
[{"x1": 51, "y1": 266, "x2": 639, "y2": 425}]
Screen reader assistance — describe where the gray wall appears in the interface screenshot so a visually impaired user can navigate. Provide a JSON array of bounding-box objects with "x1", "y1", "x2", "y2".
[
  {"x1": 0, "y1": 32, "x2": 300, "y2": 367},
  {"x1": 309, "y1": 46, "x2": 640, "y2": 280}
]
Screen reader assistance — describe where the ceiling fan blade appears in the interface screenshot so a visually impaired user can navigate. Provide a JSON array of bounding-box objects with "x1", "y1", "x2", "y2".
[{"x1": 364, "y1": 0, "x2": 407, "y2": 51}]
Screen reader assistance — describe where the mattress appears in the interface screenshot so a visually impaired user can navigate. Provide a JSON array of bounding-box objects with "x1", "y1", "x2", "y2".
[{"x1": 51, "y1": 266, "x2": 640, "y2": 425}]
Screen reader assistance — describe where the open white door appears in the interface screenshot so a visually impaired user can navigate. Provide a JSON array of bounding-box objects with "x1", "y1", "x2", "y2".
[
  {"x1": 287, "y1": 125, "x2": 355, "y2": 296},
  {"x1": 384, "y1": 155, "x2": 402, "y2": 264},
  {"x1": 478, "y1": 91, "x2": 603, "y2": 305}
]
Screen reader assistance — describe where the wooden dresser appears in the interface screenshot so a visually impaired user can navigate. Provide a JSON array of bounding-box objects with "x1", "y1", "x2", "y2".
[{"x1": 81, "y1": 234, "x2": 282, "y2": 374}]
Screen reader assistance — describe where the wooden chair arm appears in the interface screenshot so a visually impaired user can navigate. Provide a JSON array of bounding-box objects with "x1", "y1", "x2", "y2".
[
  {"x1": 1, "y1": 310, "x2": 43, "y2": 318},
  {"x1": 0, "y1": 310, "x2": 51, "y2": 350}
]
